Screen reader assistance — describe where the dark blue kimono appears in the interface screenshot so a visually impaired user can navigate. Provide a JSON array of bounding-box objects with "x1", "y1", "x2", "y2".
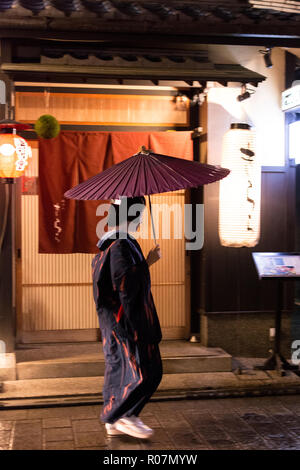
[{"x1": 92, "y1": 231, "x2": 162, "y2": 424}]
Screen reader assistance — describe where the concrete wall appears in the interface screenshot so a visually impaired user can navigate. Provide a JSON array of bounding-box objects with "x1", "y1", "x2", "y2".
[
  {"x1": 207, "y1": 46, "x2": 285, "y2": 167},
  {"x1": 202, "y1": 311, "x2": 291, "y2": 358}
]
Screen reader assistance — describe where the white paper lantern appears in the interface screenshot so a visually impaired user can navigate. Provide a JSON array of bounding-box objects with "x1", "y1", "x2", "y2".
[
  {"x1": 0, "y1": 133, "x2": 32, "y2": 180},
  {"x1": 218, "y1": 123, "x2": 261, "y2": 247}
]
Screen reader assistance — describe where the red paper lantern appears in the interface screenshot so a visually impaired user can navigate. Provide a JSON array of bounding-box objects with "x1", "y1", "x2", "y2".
[{"x1": 0, "y1": 120, "x2": 32, "y2": 183}]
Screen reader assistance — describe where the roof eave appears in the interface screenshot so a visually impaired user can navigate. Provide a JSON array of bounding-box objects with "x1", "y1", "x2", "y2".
[{"x1": 0, "y1": 63, "x2": 266, "y2": 85}]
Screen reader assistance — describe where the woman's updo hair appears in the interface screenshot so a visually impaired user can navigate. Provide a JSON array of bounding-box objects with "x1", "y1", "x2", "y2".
[{"x1": 107, "y1": 196, "x2": 146, "y2": 228}]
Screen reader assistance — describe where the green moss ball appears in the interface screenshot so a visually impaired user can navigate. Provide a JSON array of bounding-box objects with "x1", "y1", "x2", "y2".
[{"x1": 34, "y1": 115, "x2": 61, "y2": 139}]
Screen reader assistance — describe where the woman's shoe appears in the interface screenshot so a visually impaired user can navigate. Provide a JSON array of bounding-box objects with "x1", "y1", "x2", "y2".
[
  {"x1": 114, "y1": 416, "x2": 154, "y2": 439},
  {"x1": 105, "y1": 422, "x2": 124, "y2": 436}
]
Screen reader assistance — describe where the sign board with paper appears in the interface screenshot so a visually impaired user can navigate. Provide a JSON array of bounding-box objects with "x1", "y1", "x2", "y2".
[{"x1": 252, "y1": 252, "x2": 300, "y2": 279}]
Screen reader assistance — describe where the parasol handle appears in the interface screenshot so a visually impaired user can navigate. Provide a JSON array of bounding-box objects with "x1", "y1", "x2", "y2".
[
  {"x1": 148, "y1": 194, "x2": 157, "y2": 244},
  {"x1": 139, "y1": 146, "x2": 153, "y2": 155}
]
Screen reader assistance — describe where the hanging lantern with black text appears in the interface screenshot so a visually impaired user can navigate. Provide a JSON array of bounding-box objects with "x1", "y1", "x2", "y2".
[
  {"x1": 218, "y1": 123, "x2": 261, "y2": 247},
  {"x1": 0, "y1": 120, "x2": 32, "y2": 184}
]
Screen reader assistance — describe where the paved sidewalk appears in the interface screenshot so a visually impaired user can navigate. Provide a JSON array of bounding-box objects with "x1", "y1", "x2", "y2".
[{"x1": 1, "y1": 395, "x2": 300, "y2": 450}]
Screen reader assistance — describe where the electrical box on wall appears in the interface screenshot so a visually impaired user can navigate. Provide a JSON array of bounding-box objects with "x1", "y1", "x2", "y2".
[
  {"x1": 282, "y1": 85, "x2": 300, "y2": 164},
  {"x1": 289, "y1": 121, "x2": 300, "y2": 164},
  {"x1": 0, "y1": 81, "x2": 5, "y2": 105},
  {"x1": 282, "y1": 85, "x2": 300, "y2": 112}
]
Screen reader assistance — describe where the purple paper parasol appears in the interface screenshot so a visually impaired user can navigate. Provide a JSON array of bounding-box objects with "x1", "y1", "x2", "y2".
[
  {"x1": 64, "y1": 147, "x2": 230, "y2": 200},
  {"x1": 65, "y1": 147, "x2": 230, "y2": 243}
]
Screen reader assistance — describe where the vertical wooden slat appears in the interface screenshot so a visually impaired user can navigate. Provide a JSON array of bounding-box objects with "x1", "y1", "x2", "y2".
[
  {"x1": 21, "y1": 190, "x2": 188, "y2": 334},
  {"x1": 15, "y1": 178, "x2": 22, "y2": 338},
  {"x1": 16, "y1": 92, "x2": 188, "y2": 126}
]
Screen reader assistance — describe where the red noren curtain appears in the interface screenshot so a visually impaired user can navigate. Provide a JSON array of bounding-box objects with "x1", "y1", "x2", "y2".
[{"x1": 39, "y1": 131, "x2": 192, "y2": 253}]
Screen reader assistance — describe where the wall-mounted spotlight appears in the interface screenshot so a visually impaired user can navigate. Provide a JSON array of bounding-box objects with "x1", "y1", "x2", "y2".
[
  {"x1": 175, "y1": 88, "x2": 207, "y2": 110},
  {"x1": 259, "y1": 47, "x2": 273, "y2": 69},
  {"x1": 191, "y1": 90, "x2": 206, "y2": 106},
  {"x1": 175, "y1": 93, "x2": 189, "y2": 111},
  {"x1": 237, "y1": 84, "x2": 255, "y2": 102}
]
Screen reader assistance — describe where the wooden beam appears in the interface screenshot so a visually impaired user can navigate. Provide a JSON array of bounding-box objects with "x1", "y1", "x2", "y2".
[
  {"x1": 285, "y1": 50, "x2": 297, "y2": 89},
  {"x1": 12, "y1": 38, "x2": 210, "y2": 58},
  {"x1": 0, "y1": 40, "x2": 16, "y2": 351},
  {"x1": 0, "y1": 22, "x2": 300, "y2": 47},
  {"x1": 1, "y1": 63, "x2": 266, "y2": 84},
  {"x1": 0, "y1": 39, "x2": 12, "y2": 63}
]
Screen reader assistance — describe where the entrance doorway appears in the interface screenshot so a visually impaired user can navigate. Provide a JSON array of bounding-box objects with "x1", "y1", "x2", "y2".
[{"x1": 16, "y1": 84, "x2": 192, "y2": 344}]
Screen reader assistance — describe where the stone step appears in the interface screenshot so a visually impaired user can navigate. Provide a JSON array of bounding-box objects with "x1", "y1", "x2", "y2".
[
  {"x1": 15, "y1": 341, "x2": 232, "y2": 380},
  {"x1": 2, "y1": 369, "x2": 300, "y2": 408}
]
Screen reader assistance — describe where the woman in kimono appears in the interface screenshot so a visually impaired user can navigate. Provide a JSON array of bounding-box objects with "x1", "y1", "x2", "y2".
[{"x1": 92, "y1": 196, "x2": 162, "y2": 439}]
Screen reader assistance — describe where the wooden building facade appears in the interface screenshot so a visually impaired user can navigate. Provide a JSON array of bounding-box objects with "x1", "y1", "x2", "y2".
[{"x1": 0, "y1": 0, "x2": 299, "y2": 358}]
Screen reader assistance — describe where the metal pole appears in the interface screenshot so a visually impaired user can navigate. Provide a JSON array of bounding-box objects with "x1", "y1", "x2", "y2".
[
  {"x1": 0, "y1": 182, "x2": 15, "y2": 352},
  {"x1": 274, "y1": 279, "x2": 283, "y2": 355},
  {"x1": 148, "y1": 194, "x2": 157, "y2": 244}
]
